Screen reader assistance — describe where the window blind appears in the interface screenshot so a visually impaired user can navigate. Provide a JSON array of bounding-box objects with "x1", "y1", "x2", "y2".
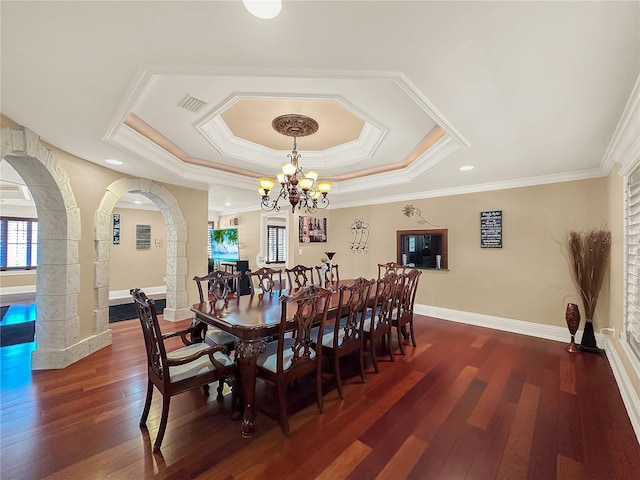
[
  {"x1": 625, "y1": 167, "x2": 640, "y2": 360},
  {"x1": 267, "y1": 225, "x2": 286, "y2": 264},
  {"x1": 0, "y1": 217, "x2": 38, "y2": 270}
]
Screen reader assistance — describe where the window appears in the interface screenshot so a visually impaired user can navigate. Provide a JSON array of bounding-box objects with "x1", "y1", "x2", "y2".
[
  {"x1": 397, "y1": 229, "x2": 448, "y2": 270},
  {"x1": 625, "y1": 166, "x2": 640, "y2": 361},
  {"x1": 0, "y1": 217, "x2": 38, "y2": 270},
  {"x1": 267, "y1": 225, "x2": 286, "y2": 264}
]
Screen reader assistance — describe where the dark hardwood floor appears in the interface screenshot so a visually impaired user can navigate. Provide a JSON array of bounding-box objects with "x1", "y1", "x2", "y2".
[{"x1": 1, "y1": 314, "x2": 639, "y2": 479}]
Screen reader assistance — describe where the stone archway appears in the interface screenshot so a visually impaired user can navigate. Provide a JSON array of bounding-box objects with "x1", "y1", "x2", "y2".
[
  {"x1": 94, "y1": 178, "x2": 189, "y2": 327},
  {"x1": 1, "y1": 126, "x2": 111, "y2": 369}
]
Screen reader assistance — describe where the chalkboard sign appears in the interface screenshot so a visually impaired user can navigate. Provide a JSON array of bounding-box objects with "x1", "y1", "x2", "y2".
[{"x1": 481, "y1": 210, "x2": 502, "y2": 248}]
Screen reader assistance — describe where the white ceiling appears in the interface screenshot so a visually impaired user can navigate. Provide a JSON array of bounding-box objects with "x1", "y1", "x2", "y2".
[{"x1": 1, "y1": 1, "x2": 638, "y2": 216}]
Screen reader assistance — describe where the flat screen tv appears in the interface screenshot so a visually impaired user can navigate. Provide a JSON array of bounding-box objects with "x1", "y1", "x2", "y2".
[{"x1": 210, "y1": 228, "x2": 239, "y2": 261}]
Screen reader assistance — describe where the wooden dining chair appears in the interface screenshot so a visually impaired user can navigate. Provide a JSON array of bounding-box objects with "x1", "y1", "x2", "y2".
[
  {"x1": 391, "y1": 269, "x2": 422, "y2": 354},
  {"x1": 363, "y1": 272, "x2": 399, "y2": 372},
  {"x1": 255, "y1": 284, "x2": 332, "y2": 436},
  {"x1": 131, "y1": 288, "x2": 236, "y2": 452},
  {"x1": 194, "y1": 270, "x2": 242, "y2": 305},
  {"x1": 312, "y1": 277, "x2": 375, "y2": 399},
  {"x1": 314, "y1": 263, "x2": 340, "y2": 288},
  {"x1": 248, "y1": 267, "x2": 284, "y2": 295},
  {"x1": 377, "y1": 261, "x2": 407, "y2": 279},
  {"x1": 193, "y1": 271, "x2": 241, "y2": 397},
  {"x1": 285, "y1": 264, "x2": 315, "y2": 289}
]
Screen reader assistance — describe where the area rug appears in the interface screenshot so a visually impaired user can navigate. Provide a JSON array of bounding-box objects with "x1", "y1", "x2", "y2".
[{"x1": 109, "y1": 299, "x2": 166, "y2": 323}]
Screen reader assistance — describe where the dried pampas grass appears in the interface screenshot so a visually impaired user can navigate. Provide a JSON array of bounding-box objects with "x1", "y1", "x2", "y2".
[{"x1": 568, "y1": 228, "x2": 611, "y2": 320}]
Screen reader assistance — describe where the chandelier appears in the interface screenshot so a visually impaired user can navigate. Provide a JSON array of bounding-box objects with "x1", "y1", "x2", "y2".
[{"x1": 258, "y1": 114, "x2": 331, "y2": 213}]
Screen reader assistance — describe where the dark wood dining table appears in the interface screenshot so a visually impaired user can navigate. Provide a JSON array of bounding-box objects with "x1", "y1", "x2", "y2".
[{"x1": 190, "y1": 283, "x2": 349, "y2": 438}]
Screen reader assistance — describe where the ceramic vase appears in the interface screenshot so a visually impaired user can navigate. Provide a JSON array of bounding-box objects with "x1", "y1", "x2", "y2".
[{"x1": 565, "y1": 303, "x2": 581, "y2": 353}]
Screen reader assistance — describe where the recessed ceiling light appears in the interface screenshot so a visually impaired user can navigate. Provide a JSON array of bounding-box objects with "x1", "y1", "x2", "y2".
[
  {"x1": 459, "y1": 165, "x2": 474, "y2": 171},
  {"x1": 134, "y1": 200, "x2": 142, "y2": 204},
  {"x1": 243, "y1": 0, "x2": 281, "y2": 19},
  {"x1": 105, "y1": 159, "x2": 123, "y2": 165},
  {"x1": 224, "y1": 202, "x2": 232, "y2": 207}
]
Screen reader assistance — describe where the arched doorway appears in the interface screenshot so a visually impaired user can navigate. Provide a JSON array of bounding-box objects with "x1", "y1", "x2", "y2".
[
  {"x1": 1, "y1": 126, "x2": 111, "y2": 369},
  {"x1": 94, "y1": 178, "x2": 189, "y2": 326}
]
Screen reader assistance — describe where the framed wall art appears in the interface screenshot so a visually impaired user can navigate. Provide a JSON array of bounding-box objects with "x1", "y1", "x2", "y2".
[
  {"x1": 299, "y1": 216, "x2": 327, "y2": 243},
  {"x1": 136, "y1": 224, "x2": 151, "y2": 249},
  {"x1": 112, "y1": 213, "x2": 120, "y2": 245}
]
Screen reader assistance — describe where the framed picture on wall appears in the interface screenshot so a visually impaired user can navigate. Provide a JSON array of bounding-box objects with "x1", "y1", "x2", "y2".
[
  {"x1": 136, "y1": 224, "x2": 151, "y2": 249},
  {"x1": 112, "y1": 213, "x2": 120, "y2": 245},
  {"x1": 299, "y1": 216, "x2": 327, "y2": 243}
]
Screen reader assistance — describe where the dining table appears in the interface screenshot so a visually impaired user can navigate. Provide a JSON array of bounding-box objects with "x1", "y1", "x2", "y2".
[{"x1": 190, "y1": 281, "x2": 354, "y2": 438}]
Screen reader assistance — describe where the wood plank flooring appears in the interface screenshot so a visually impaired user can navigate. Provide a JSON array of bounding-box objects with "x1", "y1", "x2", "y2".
[{"x1": 1, "y1": 314, "x2": 639, "y2": 479}]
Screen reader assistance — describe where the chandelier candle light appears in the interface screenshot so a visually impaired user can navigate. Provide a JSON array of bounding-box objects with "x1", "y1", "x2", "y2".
[{"x1": 258, "y1": 114, "x2": 331, "y2": 214}]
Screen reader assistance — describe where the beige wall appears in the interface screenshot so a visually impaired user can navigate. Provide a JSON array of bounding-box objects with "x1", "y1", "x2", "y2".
[
  {"x1": 333, "y1": 179, "x2": 609, "y2": 329},
  {"x1": 109, "y1": 207, "x2": 167, "y2": 292},
  {"x1": 170, "y1": 184, "x2": 208, "y2": 305},
  {"x1": 0, "y1": 271, "x2": 36, "y2": 288},
  {"x1": 228, "y1": 178, "x2": 608, "y2": 330}
]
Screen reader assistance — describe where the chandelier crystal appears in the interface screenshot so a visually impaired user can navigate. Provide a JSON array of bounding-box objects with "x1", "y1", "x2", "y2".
[{"x1": 258, "y1": 114, "x2": 331, "y2": 213}]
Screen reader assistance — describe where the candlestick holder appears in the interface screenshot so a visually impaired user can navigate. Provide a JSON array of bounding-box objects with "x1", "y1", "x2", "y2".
[{"x1": 324, "y1": 252, "x2": 336, "y2": 289}]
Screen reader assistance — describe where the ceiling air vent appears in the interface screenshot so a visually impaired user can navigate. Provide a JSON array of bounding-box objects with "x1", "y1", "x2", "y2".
[{"x1": 177, "y1": 94, "x2": 207, "y2": 113}]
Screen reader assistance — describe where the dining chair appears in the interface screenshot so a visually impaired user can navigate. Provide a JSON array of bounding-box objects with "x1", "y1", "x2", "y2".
[
  {"x1": 314, "y1": 263, "x2": 340, "y2": 288},
  {"x1": 391, "y1": 269, "x2": 422, "y2": 354},
  {"x1": 130, "y1": 288, "x2": 236, "y2": 452},
  {"x1": 363, "y1": 272, "x2": 399, "y2": 372},
  {"x1": 194, "y1": 270, "x2": 242, "y2": 306},
  {"x1": 311, "y1": 277, "x2": 375, "y2": 399},
  {"x1": 377, "y1": 261, "x2": 407, "y2": 279},
  {"x1": 255, "y1": 284, "x2": 332, "y2": 436},
  {"x1": 248, "y1": 267, "x2": 284, "y2": 295},
  {"x1": 285, "y1": 264, "x2": 315, "y2": 289},
  {"x1": 193, "y1": 271, "x2": 241, "y2": 397}
]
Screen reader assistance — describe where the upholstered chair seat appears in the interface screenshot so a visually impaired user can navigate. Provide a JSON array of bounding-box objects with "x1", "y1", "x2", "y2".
[{"x1": 257, "y1": 337, "x2": 318, "y2": 373}]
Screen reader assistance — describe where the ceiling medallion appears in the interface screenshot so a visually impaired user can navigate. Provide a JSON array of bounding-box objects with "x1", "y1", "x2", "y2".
[{"x1": 258, "y1": 114, "x2": 331, "y2": 213}]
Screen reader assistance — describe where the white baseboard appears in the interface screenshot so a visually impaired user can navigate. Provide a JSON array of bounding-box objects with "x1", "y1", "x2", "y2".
[
  {"x1": 415, "y1": 303, "x2": 640, "y2": 444},
  {"x1": 109, "y1": 286, "x2": 166, "y2": 305},
  {"x1": 0, "y1": 285, "x2": 36, "y2": 306},
  {"x1": 601, "y1": 334, "x2": 640, "y2": 442}
]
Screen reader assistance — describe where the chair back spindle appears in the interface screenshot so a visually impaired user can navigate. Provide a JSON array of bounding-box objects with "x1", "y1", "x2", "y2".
[
  {"x1": 248, "y1": 267, "x2": 283, "y2": 294},
  {"x1": 377, "y1": 261, "x2": 407, "y2": 279},
  {"x1": 285, "y1": 265, "x2": 315, "y2": 289}
]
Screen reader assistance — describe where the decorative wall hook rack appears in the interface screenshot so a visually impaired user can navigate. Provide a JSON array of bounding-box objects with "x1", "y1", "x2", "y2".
[{"x1": 349, "y1": 218, "x2": 369, "y2": 253}]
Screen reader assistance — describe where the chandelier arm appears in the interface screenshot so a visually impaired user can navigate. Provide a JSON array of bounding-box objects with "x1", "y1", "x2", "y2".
[
  {"x1": 315, "y1": 195, "x2": 330, "y2": 209},
  {"x1": 260, "y1": 194, "x2": 278, "y2": 212}
]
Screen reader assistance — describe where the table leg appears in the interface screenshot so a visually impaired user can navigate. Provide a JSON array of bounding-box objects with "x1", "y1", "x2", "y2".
[{"x1": 236, "y1": 339, "x2": 265, "y2": 438}]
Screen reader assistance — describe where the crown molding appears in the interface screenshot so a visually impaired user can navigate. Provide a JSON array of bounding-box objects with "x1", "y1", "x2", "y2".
[
  {"x1": 603, "y1": 73, "x2": 640, "y2": 176},
  {"x1": 330, "y1": 166, "x2": 608, "y2": 210}
]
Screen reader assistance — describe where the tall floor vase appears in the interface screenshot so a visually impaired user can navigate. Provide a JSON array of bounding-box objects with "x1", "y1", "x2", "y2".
[{"x1": 580, "y1": 320, "x2": 600, "y2": 353}]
